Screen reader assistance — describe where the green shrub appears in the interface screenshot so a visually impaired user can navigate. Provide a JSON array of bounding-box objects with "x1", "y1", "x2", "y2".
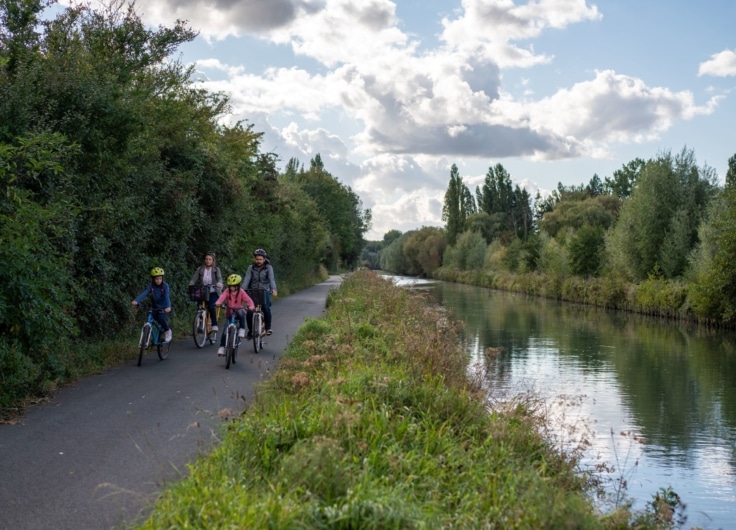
[{"x1": 0, "y1": 339, "x2": 39, "y2": 409}]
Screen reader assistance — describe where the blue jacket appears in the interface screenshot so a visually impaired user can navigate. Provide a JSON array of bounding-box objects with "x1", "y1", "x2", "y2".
[{"x1": 134, "y1": 282, "x2": 172, "y2": 310}]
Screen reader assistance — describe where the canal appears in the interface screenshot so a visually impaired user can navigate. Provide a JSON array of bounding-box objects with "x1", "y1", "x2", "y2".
[{"x1": 394, "y1": 276, "x2": 736, "y2": 529}]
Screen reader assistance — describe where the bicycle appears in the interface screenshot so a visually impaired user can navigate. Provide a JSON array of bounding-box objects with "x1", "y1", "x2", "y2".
[
  {"x1": 221, "y1": 306, "x2": 243, "y2": 369},
  {"x1": 137, "y1": 308, "x2": 172, "y2": 366},
  {"x1": 245, "y1": 288, "x2": 266, "y2": 353},
  {"x1": 189, "y1": 285, "x2": 220, "y2": 348}
]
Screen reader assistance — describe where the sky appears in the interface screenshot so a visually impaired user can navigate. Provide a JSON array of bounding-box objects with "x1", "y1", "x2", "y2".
[{"x1": 58, "y1": 1, "x2": 736, "y2": 240}]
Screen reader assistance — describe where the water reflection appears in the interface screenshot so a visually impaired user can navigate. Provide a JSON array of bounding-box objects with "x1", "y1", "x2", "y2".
[{"x1": 404, "y1": 277, "x2": 736, "y2": 528}]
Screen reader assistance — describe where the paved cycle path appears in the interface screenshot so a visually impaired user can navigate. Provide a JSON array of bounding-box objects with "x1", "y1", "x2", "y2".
[{"x1": 0, "y1": 276, "x2": 342, "y2": 530}]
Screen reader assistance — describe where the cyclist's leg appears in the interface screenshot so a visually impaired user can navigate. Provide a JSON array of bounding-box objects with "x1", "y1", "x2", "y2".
[
  {"x1": 236, "y1": 308, "x2": 246, "y2": 328},
  {"x1": 264, "y1": 292, "x2": 272, "y2": 331},
  {"x1": 236, "y1": 308, "x2": 247, "y2": 337},
  {"x1": 153, "y1": 310, "x2": 170, "y2": 331},
  {"x1": 157, "y1": 311, "x2": 173, "y2": 342},
  {"x1": 216, "y1": 325, "x2": 227, "y2": 356},
  {"x1": 246, "y1": 308, "x2": 254, "y2": 336},
  {"x1": 208, "y1": 291, "x2": 219, "y2": 329}
]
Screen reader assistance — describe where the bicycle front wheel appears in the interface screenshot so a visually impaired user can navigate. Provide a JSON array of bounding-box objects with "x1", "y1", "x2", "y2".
[
  {"x1": 225, "y1": 325, "x2": 236, "y2": 369},
  {"x1": 193, "y1": 310, "x2": 207, "y2": 348},
  {"x1": 252, "y1": 311, "x2": 263, "y2": 353},
  {"x1": 138, "y1": 323, "x2": 151, "y2": 366},
  {"x1": 158, "y1": 337, "x2": 171, "y2": 360}
]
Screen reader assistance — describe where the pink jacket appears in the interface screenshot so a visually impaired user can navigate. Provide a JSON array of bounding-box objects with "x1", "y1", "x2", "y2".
[{"x1": 215, "y1": 288, "x2": 255, "y2": 317}]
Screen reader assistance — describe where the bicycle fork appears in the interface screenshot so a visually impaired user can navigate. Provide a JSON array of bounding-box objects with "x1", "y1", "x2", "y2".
[{"x1": 140, "y1": 323, "x2": 152, "y2": 349}]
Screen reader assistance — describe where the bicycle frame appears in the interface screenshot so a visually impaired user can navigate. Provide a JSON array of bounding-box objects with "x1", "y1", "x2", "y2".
[
  {"x1": 137, "y1": 308, "x2": 171, "y2": 366},
  {"x1": 222, "y1": 310, "x2": 242, "y2": 369},
  {"x1": 244, "y1": 288, "x2": 266, "y2": 353},
  {"x1": 191, "y1": 285, "x2": 220, "y2": 348}
]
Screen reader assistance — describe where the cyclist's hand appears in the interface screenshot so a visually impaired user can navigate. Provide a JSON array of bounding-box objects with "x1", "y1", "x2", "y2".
[
  {"x1": 216, "y1": 282, "x2": 223, "y2": 289},
  {"x1": 131, "y1": 301, "x2": 138, "y2": 307},
  {"x1": 248, "y1": 305, "x2": 255, "y2": 311},
  {"x1": 272, "y1": 290, "x2": 278, "y2": 297},
  {"x1": 164, "y1": 307, "x2": 171, "y2": 313}
]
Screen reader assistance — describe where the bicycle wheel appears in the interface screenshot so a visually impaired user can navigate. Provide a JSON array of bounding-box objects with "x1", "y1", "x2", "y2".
[
  {"x1": 158, "y1": 334, "x2": 171, "y2": 360},
  {"x1": 232, "y1": 334, "x2": 238, "y2": 365},
  {"x1": 225, "y1": 325, "x2": 236, "y2": 369},
  {"x1": 252, "y1": 311, "x2": 262, "y2": 353},
  {"x1": 193, "y1": 309, "x2": 207, "y2": 348},
  {"x1": 138, "y1": 323, "x2": 151, "y2": 366}
]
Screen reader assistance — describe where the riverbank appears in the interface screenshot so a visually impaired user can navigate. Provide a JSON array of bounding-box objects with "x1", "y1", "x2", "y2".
[
  {"x1": 138, "y1": 270, "x2": 671, "y2": 528},
  {"x1": 431, "y1": 266, "x2": 712, "y2": 326}
]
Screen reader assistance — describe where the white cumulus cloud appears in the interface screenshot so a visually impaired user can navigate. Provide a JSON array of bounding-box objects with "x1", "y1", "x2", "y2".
[{"x1": 698, "y1": 49, "x2": 736, "y2": 77}]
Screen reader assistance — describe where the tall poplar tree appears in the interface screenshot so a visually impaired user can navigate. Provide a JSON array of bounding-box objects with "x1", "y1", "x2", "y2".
[{"x1": 442, "y1": 164, "x2": 474, "y2": 245}]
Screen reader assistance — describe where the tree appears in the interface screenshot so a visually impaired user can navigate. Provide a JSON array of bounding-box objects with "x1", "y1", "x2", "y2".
[
  {"x1": 0, "y1": 0, "x2": 49, "y2": 74},
  {"x1": 603, "y1": 158, "x2": 645, "y2": 199},
  {"x1": 465, "y1": 211, "x2": 498, "y2": 243},
  {"x1": 402, "y1": 227, "x2": 446, "y2": 275},
  {"x1": 606, "y1": 148, "x2": 716, "y2": 280},
  {"x1": 282, "y1": 154, "x2": 371, "y2": 270},
  {"x1": 688, "y1": 185, "x2": 736, "y2": 321},
  {"x1": 475, "y1": 163, "x2": 533, "y2": 241},
  {"x1": 539, "y1": 195, "x2": 620, "y2": 238},
  {"x1": 726, "y1": 153, "x2": 736, "y2": 189},
  {"x1": 568, "y1": 224, "x2": 605, "y2": 277},
  {"x1": 382, "y1": 229, "x2": 402, "y2": 247},
  {"x1": 442, "y1": 164, "x2": 474, "y2": 245},
  {"x1": 512, "y1": 185, "x2": 534, "y2": 239},
  {"x1": 445, "y1": 230, "x2": 486, "y2": 271},
  {"x1": 587, "y1": 174, "x2": 604, "y2": 197}
]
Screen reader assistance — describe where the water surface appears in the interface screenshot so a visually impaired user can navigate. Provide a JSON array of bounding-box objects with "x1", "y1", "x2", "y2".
[{"x1": 390, "y1": 275, "x2": 736, "y2": 529}]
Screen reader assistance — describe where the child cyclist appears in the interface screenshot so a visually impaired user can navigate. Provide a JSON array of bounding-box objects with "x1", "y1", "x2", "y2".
[
  {"x1": 215, "y1": 274, "x2": 255, "y2": 356},
  {"x1": 132, "y1": 267, "x2": 173, "y2": 343}
]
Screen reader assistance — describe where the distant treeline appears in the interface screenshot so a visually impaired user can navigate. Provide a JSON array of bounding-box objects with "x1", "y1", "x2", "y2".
[
  {"x1": 0, "y1": 1, "x2": 369, "y2": 406},
  {"x1": 364, "y1": 148, "x2": 736, "y2": 326}
]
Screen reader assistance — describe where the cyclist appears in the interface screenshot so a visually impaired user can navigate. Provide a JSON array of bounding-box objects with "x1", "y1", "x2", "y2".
[
  {"x1": 188, "y1": 251, "x2": 223, "y2": 332},
  {"x1": 214, "y1": 274, "x2": 255, "y2": 356},
  {"x1": 132, "y1": 267, "x2": 173, "y2": 342},
  {"x1": 242, "y1": 248, "x2": 278, "y2": 335}
]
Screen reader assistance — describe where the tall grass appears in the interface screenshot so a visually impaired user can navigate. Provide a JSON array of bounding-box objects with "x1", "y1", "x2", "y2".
[{"x1": 137, "y1": 270, "x2": 672, "y2": 529}]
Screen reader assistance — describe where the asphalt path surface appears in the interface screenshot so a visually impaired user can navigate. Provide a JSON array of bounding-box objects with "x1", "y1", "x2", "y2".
[{"x1": 0, "y1": 276, "x2": 342, "y2": 530}]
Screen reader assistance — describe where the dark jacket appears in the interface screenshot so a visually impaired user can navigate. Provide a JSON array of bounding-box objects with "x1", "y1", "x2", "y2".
[
  {"x1": 134, "y1": 282, "x2": 171, "y2": 310},
  {"x1": 188, "y1": 265, "x2": 223, "y2": 295},
  {"x1": 243, "y1": 259, "x2": 277, "y2": 293}
]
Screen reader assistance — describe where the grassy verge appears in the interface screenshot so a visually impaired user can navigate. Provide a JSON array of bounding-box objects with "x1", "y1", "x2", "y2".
[{"x1": 137, "y1": 270, "x2": 671, "y2": 529}]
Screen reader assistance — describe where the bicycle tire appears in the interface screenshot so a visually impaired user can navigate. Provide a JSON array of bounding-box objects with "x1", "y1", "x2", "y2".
[
  {"x1": 193, "y1": 309, "x2": 207, "y2": 348},
  {"x1": 138, "y1": 323, "x2": 151, "y2": 366},
  {"x1": 252, "y1": 311, "x2": 262, "y2": 353},
  {"x1": 225, "y1": 325, "x2": 236, "y2": 369},
  {"x1": 232, "y1": 333, "x2": 238, "y2": 365},
  {"x1": 158, "y1": 336, "x2": 171, "y2": 360}
]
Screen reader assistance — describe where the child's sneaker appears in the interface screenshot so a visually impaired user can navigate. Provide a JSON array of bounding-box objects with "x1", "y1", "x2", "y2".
[
  {"x1": 217, "y1": 347, "x2": 225, "y2": 356},
  {"x1": 246, "y1": 332, "x2": 253, "y2": 340},
  {"x1": 164, "y1": 329, "x2": 173, "y2": 342},
  {"x1": 266, "y1": 329, "x2": 273, "y2": 336},
  {"x1": 211, "y1": 325, "x2": 218, "y2": 332},
  {"x1": 238, "y1": 328, "x2": 246, "y2": 338}
]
